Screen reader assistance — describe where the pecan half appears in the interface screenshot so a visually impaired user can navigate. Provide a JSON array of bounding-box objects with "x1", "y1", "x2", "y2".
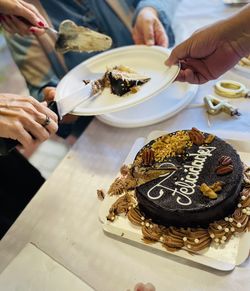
[
  {"x1": 188, "y1": 127, "x2": 205, "y2": 146},
  {"x1": 204, "y1": 134, "x2": 215, "y2": 144},
  {"x1": 218, "y1": 155, "x2": 232, "y2": 166},
  {"x1": 142, "y1": 148, "x2": 155, "y2": 166},
  {"x1": 216, "y1": 164, "x2": 233, "y2": 175}
]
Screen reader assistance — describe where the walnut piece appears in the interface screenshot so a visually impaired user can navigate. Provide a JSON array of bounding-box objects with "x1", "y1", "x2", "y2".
[{"x1": 199, "y1": 183, "x2": 218, "y2": 199}]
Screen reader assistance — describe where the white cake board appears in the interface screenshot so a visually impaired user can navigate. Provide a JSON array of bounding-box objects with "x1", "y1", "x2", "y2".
[{"x1": 99, "y1": 133, "x2": 250, "y2": 271}]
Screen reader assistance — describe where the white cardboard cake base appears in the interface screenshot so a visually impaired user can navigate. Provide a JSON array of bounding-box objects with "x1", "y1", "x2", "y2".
[{"x1": 99, "y1": 133, "x2": 250, "y2": 271}]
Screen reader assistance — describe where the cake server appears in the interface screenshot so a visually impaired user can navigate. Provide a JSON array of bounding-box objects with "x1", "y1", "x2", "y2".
[
  {"x1": 17, "y1": 17, "x2": 112, "y2": 53},
  {"x1": 47, "y1": 20, "x2": 112, "y2": 53}
]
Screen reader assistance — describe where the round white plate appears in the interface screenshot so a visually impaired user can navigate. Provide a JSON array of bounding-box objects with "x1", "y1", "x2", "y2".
[
  {"x1": 97, "y1": 82, "x2": 198, "y2": 128},
  {"x1": 234, "y1": 64, "x2": 250, "y2": 75},
  {"x1": 55, "y1": 45, "x2": 179, "y2": 116}
]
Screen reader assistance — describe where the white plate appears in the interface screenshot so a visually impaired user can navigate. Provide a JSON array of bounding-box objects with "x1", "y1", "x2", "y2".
[
  {"x1": 99, "y1": 134, "x2": 250, "y2": 271},
  {"x1": 223, "y1": 0, "x2": 250, "y2": 4},
  {"x1": 55, "y1": 45, "x2": 180, "y2": 116},
  {"x1": 97, "y1": 82, "x2": 198, "y2": 128},
  {"x1": 234, "y1": 63, "x2": 250, "y2": 75}
]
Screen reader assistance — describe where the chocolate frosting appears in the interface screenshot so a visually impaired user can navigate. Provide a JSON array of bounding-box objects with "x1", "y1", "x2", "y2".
[{"x1": 136, "y1": 132, "x2": 243, "y2": 227}]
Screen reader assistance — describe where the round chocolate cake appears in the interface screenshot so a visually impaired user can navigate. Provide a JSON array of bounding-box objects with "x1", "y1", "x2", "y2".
[{"x1": 134, "y1": 129, "x2": 244, "y2": 227}]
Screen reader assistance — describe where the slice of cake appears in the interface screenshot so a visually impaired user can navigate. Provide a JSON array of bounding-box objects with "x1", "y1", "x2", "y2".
[
  {"x1": 84, "y1": 65, "x2": 150, "y2": 97},
  {"x1": 104, "y1": 65, "x2": 150, "y2": 96},
  {"x1": 104, "y1": 128, "x2": 250, "y2": 253}
]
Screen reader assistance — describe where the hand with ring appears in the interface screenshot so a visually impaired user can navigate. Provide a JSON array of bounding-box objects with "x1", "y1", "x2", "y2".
[{"x1": 0, "y1": 93, "x2": 58, "y2": 149}]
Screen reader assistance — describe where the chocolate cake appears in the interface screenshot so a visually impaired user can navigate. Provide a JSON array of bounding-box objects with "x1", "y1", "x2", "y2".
[
  {"x1": 105, "y1": 128, "x2": 250, "y2": 252},
  {"x1": 134, "y1": 129, "x2": 243, "y2": 227}
]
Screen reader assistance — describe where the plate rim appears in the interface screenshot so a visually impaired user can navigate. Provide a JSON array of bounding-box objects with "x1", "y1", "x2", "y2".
[
  {"x1": 96, "y1": 83, "x2": 198, "y2": 128},
  {"x1": 234, "y1": 63, "x2": 250, "y2": 75}
]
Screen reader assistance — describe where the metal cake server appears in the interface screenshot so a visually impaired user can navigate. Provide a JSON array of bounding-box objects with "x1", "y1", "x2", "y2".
[
  {"x1": 17, "y1": 17, "x2": 112, "y2": 53},
  {"x1": 47, "y1": 20, "x2": 112, "y2": 53}
]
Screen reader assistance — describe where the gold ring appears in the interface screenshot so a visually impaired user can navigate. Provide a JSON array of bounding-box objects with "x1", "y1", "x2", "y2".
[{"x1": 42, "y1": 115, "x2": 51, "y2": 127}]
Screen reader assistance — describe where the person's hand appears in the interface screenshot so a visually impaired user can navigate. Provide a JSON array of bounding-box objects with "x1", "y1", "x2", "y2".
[
  {"x1": 165, "y1": 5, "x2": 250, "y2": 84},
  {"x1": 133, "y1": 7, "x2": 168, "y2": 47},
  {"x1": 133, "y1": 282, "x2": 156, "y2": 291},
  {"x1": 0, "y1": 0, "x2": 48, "y2": 36},
  {"x1": 0, "y1": 93, "x2": 58, "y2": 149},
  {"x1": 43, "y1": 87, "x2": 78, "y2": 124}
]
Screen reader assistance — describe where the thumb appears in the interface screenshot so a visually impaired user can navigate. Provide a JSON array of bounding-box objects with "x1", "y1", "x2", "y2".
[
  {"x1": 43, "y1": 87, "x2": 56, "y2": 103},
  {"x1": 143, "y1": 21, "x2": 155, "y2": 46},
  {"x1": 165, "y1": 41, "x2": 190, "y2": 66}
]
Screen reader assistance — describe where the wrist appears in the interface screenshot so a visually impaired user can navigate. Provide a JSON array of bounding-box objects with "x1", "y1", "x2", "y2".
[{"x1": 226, "y1": 4, "x2": 250, "y2": 56}]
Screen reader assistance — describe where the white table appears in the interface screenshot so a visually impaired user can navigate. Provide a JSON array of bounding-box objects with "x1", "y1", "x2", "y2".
[{"x1": 1, "y1": 1, "x2": 250, "y2": 290}]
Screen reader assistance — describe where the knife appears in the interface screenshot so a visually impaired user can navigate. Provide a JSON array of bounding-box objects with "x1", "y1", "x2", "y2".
[
  {"x1": 51, "y1": 81, "x2": 96, "y2": 119},
  {"x1": 0, "y1": 82, "x2": 96, "y2": 155}
]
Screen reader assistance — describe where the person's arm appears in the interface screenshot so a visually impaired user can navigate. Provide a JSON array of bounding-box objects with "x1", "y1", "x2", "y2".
[
  {"x1": 0, "y1": 93, "x2": 58, "y2": 148},
  {"x1": 132, "y1": 0, "x2": 180, "y2": 47},
  {"x1": 165, "y1": 4, "x2": 250, "y2": 84},
  {"x1": 0, "y1": 0, "x2": 48, "y2": 35}
]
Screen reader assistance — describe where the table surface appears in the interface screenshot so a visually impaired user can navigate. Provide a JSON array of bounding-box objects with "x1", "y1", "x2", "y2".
[{"x1": 1, "y1": 1, "x2": 250, "y2": 290}]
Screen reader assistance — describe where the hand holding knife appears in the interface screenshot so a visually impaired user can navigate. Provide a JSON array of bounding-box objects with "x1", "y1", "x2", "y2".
[{"x1": 0, "y1": 82, "x2": 98, "y2": 155}]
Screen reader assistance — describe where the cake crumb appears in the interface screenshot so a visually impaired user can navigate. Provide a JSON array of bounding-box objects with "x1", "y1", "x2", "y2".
[{"x1": 97, "y1": 189, "x2": 105, "y2": 201}]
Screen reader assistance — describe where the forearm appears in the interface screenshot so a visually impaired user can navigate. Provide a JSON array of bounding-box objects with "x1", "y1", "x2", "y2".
[{"x1": 225, "y1": 4, "x2": 250, "y2": 57}]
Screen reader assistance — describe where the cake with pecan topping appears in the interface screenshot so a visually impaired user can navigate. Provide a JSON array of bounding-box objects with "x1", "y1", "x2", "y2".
[
  {"x1": 134, "y1": 129, "x2": 243, "y2": 227},
  {"x1": 105, "y1": 128, "x2": 250, "y2": 253}
]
